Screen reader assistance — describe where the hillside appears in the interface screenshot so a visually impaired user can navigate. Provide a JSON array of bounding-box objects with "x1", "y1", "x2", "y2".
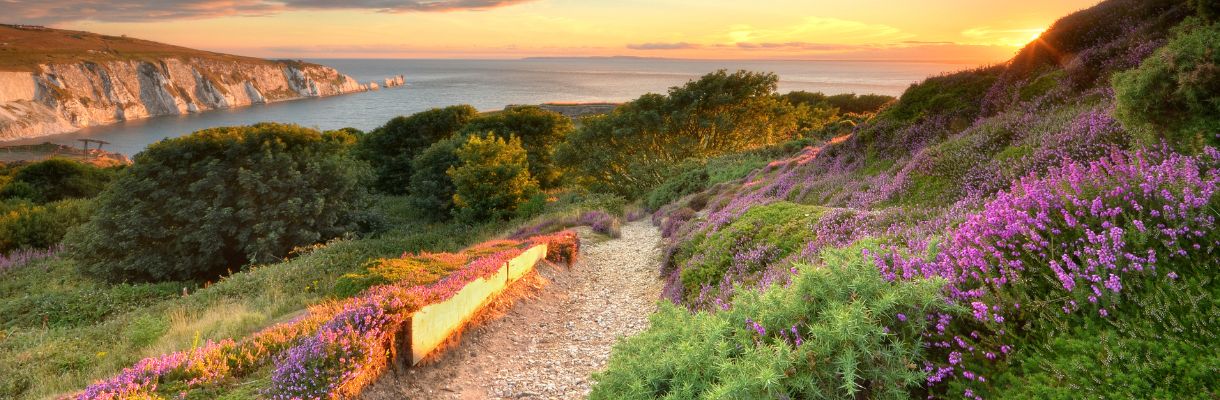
[
  {"x1": 600, "y1": 0, "x2": 1218, "y2": 398},
  {"x1": 0, "y1": 24, "x2": 277, "y2": 73},
  {"x1": 0, "y1": 0, "x2": 1215, "y2": 398},
  {"x1": 0, "y1": 24, "x2": 399, "y2": 141}
]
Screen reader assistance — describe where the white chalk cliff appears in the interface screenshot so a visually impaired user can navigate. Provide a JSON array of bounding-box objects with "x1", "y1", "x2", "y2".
[{"x1": 0, "y1": 58, "x2": 403, "y2": 141}]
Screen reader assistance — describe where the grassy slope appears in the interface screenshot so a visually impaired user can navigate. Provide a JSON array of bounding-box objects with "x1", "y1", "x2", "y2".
[
  {"x1": 0, "y1": 196, "x2": 506, "y2": 398},
  {"x1": 632, "y1": 0, "x2": 1209, "y2": 396},
  {"x1": 0, "y1": 24, "x2": 314, "y2": 72}
]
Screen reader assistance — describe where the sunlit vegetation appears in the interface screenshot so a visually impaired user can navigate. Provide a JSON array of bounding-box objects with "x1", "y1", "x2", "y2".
[
  {"x1": 449, "y1": 133, "x2": 541, "y2": 223},
  {"x1": 597, "y1": 1, "x2": 1219, "y2": 399},
  {"x1": 69, "y1": 123, "x2": 374, "y2": 283},
  {"x1": 1113, "y1": 18, "x2": 1220, "y2": 151},
  {"x1": 356, "y1": 105, "x2": 478, "y2": 194},
  {"x1": 3, "y1": 0, "x2": 1217, "y2": 398}
]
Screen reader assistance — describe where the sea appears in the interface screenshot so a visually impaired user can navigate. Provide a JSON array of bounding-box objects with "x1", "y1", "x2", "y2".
[{"x1": 7, "y1": 58, "x2": 977, "y2": 155}]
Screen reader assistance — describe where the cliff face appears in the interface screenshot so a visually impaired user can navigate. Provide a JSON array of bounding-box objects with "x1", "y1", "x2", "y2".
[{"x1": 0, "y1": 58, "x2": 382, "y2": 140}]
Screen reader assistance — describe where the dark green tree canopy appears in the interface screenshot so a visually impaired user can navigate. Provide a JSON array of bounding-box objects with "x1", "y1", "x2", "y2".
[
  {"x1": 356, "y1": 105, "x2": 478, "y2": 193},
  {"x1": 460, "y1": 106, "x2": 574, "y2": 189},
  {"x1": 69, "y1": 123, "x2": 371, "y2": 282},
  {"x1": 0, "y1": 158, "x2": 117, "y2": 203},
  {"x1": 407, "y1": 134, "x2": 467, "y2": 222}
]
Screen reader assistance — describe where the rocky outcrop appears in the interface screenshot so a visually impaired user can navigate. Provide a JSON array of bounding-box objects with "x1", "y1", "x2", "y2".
[{"x1": 0, "y1": 59, "x2": 381, "y2": 141}]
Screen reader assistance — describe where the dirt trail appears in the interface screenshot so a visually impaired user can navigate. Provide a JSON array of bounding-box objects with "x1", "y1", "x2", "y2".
[{"x1": 361, "y1": 219, "x2": 663, "y2": 400}]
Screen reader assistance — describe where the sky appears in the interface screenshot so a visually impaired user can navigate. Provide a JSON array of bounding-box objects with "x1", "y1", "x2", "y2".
[{"x1": 5, "y1": 0, "x2": 1102, "y2": 62}]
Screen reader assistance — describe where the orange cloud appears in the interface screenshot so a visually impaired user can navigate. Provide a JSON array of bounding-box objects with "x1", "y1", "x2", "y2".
[{"x1": 5, "y1": 0, "x2": 536, "y2": 24}]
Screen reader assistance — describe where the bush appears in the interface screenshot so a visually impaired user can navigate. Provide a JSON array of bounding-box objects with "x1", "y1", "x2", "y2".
[
  {"x1": 460, "y1": 106, "x2": 573, "y2": 189},
  {"x1": 406, "y1": 135, "x2": 466, "y2": 222},
  {"x1": 591, "y1": 244, "x2": 953, "y2": 400},
  {"x1": 556, "y1": 70, "x2": 800, "y2": 198},
  {"x1": 0, "y1": 158, "x2": 117, "y2": 203},
  {"x1": 643, "y1": 163, "x2": 708, "y2": 211},
  {"x1": 1113, "y1": 20, "x2": 1220, "y2": 151},
  {"x1": 884, "y1": 66, "x2": 1003, "y2": 124},
  {"x1": 356, "y1": 105, "x2": 477, "y2": 194},
  {"x1": 68, "y1": 123, "x2": 372, "y2": 282},
  {"x1": 674, "y1": 201, "x2": 826, "y2": 306},
  {"x1": 0, "y1": 198, "x2": 92, "y2": 253},
  {"x1": 783, "y1": 91, "x2": 895, "y2": 115},
  {"x1": 448, "y1": 133, "x2": 540, "y2": 223}
]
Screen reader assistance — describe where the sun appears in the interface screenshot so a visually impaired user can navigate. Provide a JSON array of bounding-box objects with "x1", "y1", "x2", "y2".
[{"x1": 1028, "y1": 29, "x2": 1046, "y2": 43}]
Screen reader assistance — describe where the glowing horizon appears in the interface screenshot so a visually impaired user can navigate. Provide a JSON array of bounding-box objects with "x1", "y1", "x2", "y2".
[{"x1": 8, "y1": 0, "x2": 1101, "y2": 63}]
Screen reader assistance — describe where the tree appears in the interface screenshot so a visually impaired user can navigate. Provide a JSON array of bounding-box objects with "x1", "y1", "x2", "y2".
[
  {"x1": 356, "y1": 105, "x2": 477, "y2": 193},
  {"x1": 407, "y1": 135, "x2": 466, "y2": 221},
  {"x1": 68, "y1": 123, "x2": 372, "y2": 282},
  {"x1": 460, "y1": 106, "x2": 573, "y2": 189},
  {"x1": 0, "y1": 158, "x2": 117, "y2": 203},
  {"x1": 1113, "y1": 20, "x2": 1220, "y2": 151},
  {"x1": 448, "y1": 133, "x2": 540, "y2": 223},
  {"x1": 556, "y1": 70, "x2": 800, "y2": 197}
]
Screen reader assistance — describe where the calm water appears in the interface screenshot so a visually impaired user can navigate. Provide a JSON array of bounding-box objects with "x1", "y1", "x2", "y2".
[{"x1": 9, "y1": 58, "x2": 975, "y2": 155}]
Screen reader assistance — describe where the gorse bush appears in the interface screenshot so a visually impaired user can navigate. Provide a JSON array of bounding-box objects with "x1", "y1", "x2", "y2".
[
  {"x1": 69, "y1": 123, "x2": 372, "y2": 282},
  {"x1": 1113, "y1": 19, "x2": 1220, "y2": 151},
  {"x1": 460, "y1": 106, "x2": 573, "y2": 189},
  {"x1": 356, "y1": 105, "x2": 477, "y2": 194},
  {"x1": 0, "y1": 198, "x2": 92, "y2": 253},
  {"x1": 448, "y1": 133, "x2": 540, "y2": 223},
  {"x1": 592, "y1": 244, "x2": 954, "y2": 400}
]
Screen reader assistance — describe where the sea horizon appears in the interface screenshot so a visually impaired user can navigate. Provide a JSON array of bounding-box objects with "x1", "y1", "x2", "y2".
[{"x1": 4, "y1": 58, "x2": 978, "y2": 155}]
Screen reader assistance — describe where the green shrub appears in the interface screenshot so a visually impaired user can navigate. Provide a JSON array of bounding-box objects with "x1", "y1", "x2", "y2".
[
  {"x1": 460, "y1": 106, "x2": 573, "y2": 189},
  {"x1": 826, "y1": 93, "x2": 896, "y2": 114},
  {"x1": 0, "y1": 198, "x2": 92, "y2": 252},
  {"x1": 643, "y1": 163, "x2": 708, "y2": 211},
  {"x1": 592, "y1": 244, "x2": 953, "y2": 399},
  {"x1": 406, "y1": 135, "x2": 466, "y2": 222},
  {"x1": 1113, "y1": 20, "x2": 1220, "y2": 151},
  {"x1": 515, "y1": 192, "x2": 548, "y2": 219},
  {"x1": 556, "y1": 70, "x2": 800, "y2": 198},
  {"x1": 0, "y1": 158, "x2": 117, "y2": 203},
  {"x1": 676, "y1": 202, "x2": 825, "y2": 297},
  {"x1": 548, "y1": 191, "x2": 627, "y2": 216},
  {"x1": 448, "y1": 133, "x2": 540, "y2": 223},
  {"x1": 884, "y1": 66, "x2": 1003, "y2": 123},
  {"x1": 783, "y1": 91, "x2": 895, "y2": 115},
  {"x1": 0, "y1": 280, "x2": 181, "y2": 329},
  {"x1": 356, "y1": 105, "x2": 478, "y2": 194},
  {"x1": 990, "y1": 328, "x2": 1219, "y2": 399},
  {"x1": 68, "y1": 123, "x2": 372, "y2": 283}
]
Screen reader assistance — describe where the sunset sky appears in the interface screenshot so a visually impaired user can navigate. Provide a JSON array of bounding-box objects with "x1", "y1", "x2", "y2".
[{"x1": 7, "y1": 0, "x2": 1101, "y2": 62}]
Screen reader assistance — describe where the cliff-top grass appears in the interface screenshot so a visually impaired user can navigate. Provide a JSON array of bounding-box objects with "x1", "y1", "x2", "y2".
[{"x1": 0, "y1": 24, "x2": 313, "y2": 72}]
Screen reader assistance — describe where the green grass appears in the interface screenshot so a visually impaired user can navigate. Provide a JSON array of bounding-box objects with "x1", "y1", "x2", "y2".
[
  {"x1": 0, "y1": 196, "x2": 504, "y2": 399},
  {"x1": 676, "y1": 201, "x2": 827, "y2": 295}
]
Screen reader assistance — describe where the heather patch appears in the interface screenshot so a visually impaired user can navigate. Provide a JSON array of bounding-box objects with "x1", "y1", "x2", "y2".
[{"x1": 75, "y1": 231, "x2": 579, "y2": 399}]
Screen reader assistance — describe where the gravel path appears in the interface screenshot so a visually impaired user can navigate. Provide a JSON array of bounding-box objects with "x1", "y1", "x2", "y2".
[{"x1": 361, "y1": 219, "x2": 663, "y2": 400}]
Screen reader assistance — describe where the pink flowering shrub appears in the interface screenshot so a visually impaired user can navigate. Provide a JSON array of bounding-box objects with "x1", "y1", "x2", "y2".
[
  {"x1": 870, "y1": 147, "x2": 1218, "y2": 392},
  {"x1": 77, "y1": 232, "x2": 577, "y2": 399},
  {"x1": 510, "y1": 210, "x2": 621, "y2": 239}
]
